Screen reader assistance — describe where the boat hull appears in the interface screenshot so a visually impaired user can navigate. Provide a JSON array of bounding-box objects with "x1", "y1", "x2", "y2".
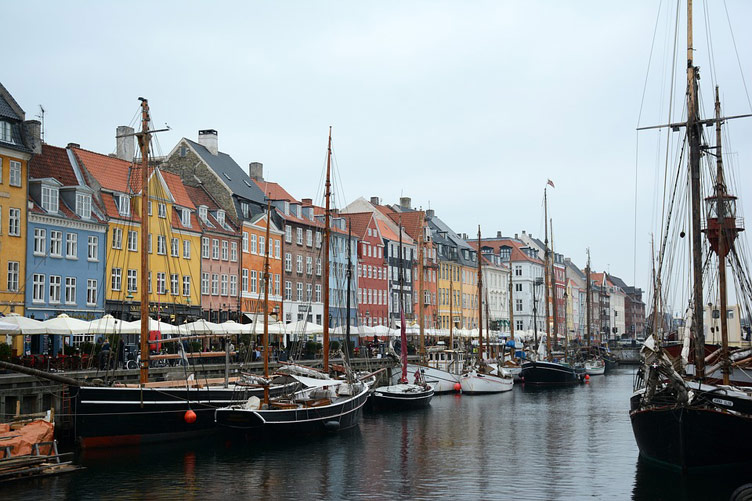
[
  {"x1": 403, "y1": 364, "x2": 460, "y2": 393},
  {"x1": 371, "y1": 384, "x2": 434, "y2": 410},
  {"x1": 215, "y1": 385, "x2": 370, "y2": 436},
  {"x1": 460, "y1": 372, "x2": 514, "y2": 394},
  {"x1": 630, "y1": 392, "x2": 752, "y2": 470},
  {"x1": 520, "y1": 360, "x2": 581, "y2": 385},
  {"x1": 73, "y1": 382, "x2": 298, "y2": 448}
]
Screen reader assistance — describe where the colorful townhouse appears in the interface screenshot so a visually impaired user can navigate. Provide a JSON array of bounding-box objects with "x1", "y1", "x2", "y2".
[
  {"x1": 26, "y1": 144, "x2": 108, "y2": 354},
  {"x1": 184, "y1": 184, "x2": 241, "y2": 322},
  {"x1": 0, "y1": 84, "x2": 37, "y2": 355},
  {"x1": 74, "y1": 141, "x2": 201, "y2": 323},
  {"x1": 240, "y1": 209, "x2": 283, "y2": 323}
]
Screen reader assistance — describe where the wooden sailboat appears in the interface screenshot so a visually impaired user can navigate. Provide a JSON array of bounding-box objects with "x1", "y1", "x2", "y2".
[
  {"x1": 372, "y1": 218, "x2": 434, "y2": 409},
  {"x1": 214, "y1": 127, "x2": 370, "y2": 435},
  {"x1": 630, "y1": 0, "x2": 752, "y2": 470},
  {"x1": 459, "y1": 226, "x2": 513, "y2": 394},
  {"x1": 521, "y1": 186, "x2": 582, "y2": 385}
]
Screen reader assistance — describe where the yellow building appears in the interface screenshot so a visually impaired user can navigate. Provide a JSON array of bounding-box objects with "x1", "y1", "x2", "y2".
[
  {"x1": 436, "y1": 261, "x2": 478, "y2": 331},
  {"x1": 0, "y1": 84, "x2": 38, "y2": 354},
  {"x1": 72, "y1": 147, "x2": 202, "y2": 322}
]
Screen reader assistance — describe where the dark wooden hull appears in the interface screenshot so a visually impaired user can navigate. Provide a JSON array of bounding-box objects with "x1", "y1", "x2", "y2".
[
  {"x1": 520, "y1": 360, "x2": 582, "y2": 385},
  {"x1": 370, "y1": 386, "x2": 434, "y2": 410},
  {"x1": 73, "y1": 382, "x2": 298, "y2": 448},
  {"x1": 215, "y1": 385, "x2": 370, "y2": 437},
  {"x1": 630, "y1": 390, "x2": 752, "y2": 470}
]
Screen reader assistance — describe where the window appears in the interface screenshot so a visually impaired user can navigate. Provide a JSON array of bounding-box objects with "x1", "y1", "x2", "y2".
[
  {"x1": 49, "y1": 275, "x2": 61, "y2": 302},
  {"x1": 216, "y1": 209, "x2": 225, "y2": 225},
  {"x1": 183, "y1": 276, "x2": 191, "y2": 296},
  {"x1": 296, "y1": 228, "x2": 303, "y2": 245},
  {"x1": 296, "y1": 255, "x2": 303, "y2": 273},
  {"x1": 296, "y1": 282, "x2": 303, "y2": 301},
  {"x1": 171, "y1": 237, "x2": 179, "y2": 257},
  {"x1": 0, "y1": 121, "x2": 11, "y2": 143},
  {"x1": 66, "y1": 233, "x2": 78, "y2": 259},
  {"x1": 41, "y1": 185, "x2": 59, "y2": 213},
  {"x1": 211, "y1": 274, "x2": 219, "y2": 295},
  {"x1": 65, "y1": 277, "x2": 76, "y2": 304},
  {"x1": 33, "y1": 228, "x2": 46, "y2": 255},
  {"x1": 157, "y1": 235, "x2": 166, "y2": 255},
  {"x1": 230, "y1": 275, "x2": 237, "y2": 296},
  {"x1": 306, "y1": 256, "x2": 312, "y2": 275},
  {"x1": 515, "y1": 283, "x2": 522, "y2": 292},
  {"x1": 148, "y1": 272, "x2": 152, "y2": 293},
  {"x1": 88, "y1": 236, "x2": 99, "y2": 261},
  {"x1": 274, "y1": 274, "x2": 280, "y2": 296},
  {"x1": 315, "y1": 284, "x2": 322, "y2": 302},
  {"x1": 111, "y1": 268, "x2": 122, "y2": 291},
  {"x1": 306, "y1": 229, "x2": 313, "y2": 247},
  {"x1": 158, "y1": 202, "x2": 166, "y2": 218},
  {"x1": 148, "y1": 201, "x2": 152, "y2": 216},
  {"x1": 199, "y1": 206, "x2": 208, "y2": 221},
  {"x1": 251, "y1": 234, "x2": 257, "y2": 254},
  {"x1": 240, "y1": 201, "x2": 250, "y2": 218},
  {"x1": 180, "y1": 208, "x2": 191, "y2": 227},
  {"x1": 202, "y1": 237, "x2": 210, "y2": 258},
  {"x1": 221, "y1": 240, "x2": 229, "y2": 260},
  {"x1": 76, "y1": 193, "x2": 91, "y2": 219},
  {"x1": 127, "y1": 269, "x2": 138, "y2": 292},
  {"x1": 32, "y1": 274, "x2": 45, "y2": 302},
  {"x1": 85, "y1": 279, "x2": 97, "y2": 305},
  {"x1": 111, "y1": 228, "x2": 122, "y2": 250},
  {"x1": 9, "y1": 161, "x2": 21, "y2": 187},
  {"x1": 241, "y1": 269, "x2": 249, "y2": 292},
  {"x1": 516, "y1": 320, "x2": 524, "y2": 331},
  {"x1": 259, "y1": 236, "x2": 265, "y2": 256},
  {"x1": 285, "y1": 226, "x2": 292, "y2": 243},
  {"x1": 316, "y1": 231, "x2": 322, "y2": 248},
  {"x1": 183, "y1": 240, "x2": 191, "y2": 259},
  {"x1": 221, "y1": 274, "x2": 228, "y2": 296},
  {"x1": 148, "y1": 234, "x2": 152, "y2": 253},
  {"x1": 212, "y1": 239, "x2": 219, "y2": 259},
  {"x1": 156, "y1": 272, "x2": 166, "y2": 294},
  {"x1": 316, "y1": 258, "x2": 322, "y2": 276},
  {"x1": 171, "y1": 274, "x2": 179, "y2": 295},
  {"x1": 306, "y1": 284, "x2": 312, "y2": 301},
  {"x1": 515, "y1": 299, "x2": 523, "y2": 312},
  {"x1": 201, "y1": 273, "x2": 210, "y2": 295},
  {"x1": 8, "y1": 208, "x2": 20, "y2": 236},
  {"x1": 515, "y1": 266, "x2": 522, "y2": 276},
  {"x1": 285, "y1": 281, "x2": 292, "y2": 300},
  {"x1": 250, "y1": 271, "x2": 257, "y2": 293},
  {"x1": 231, "y1": 242, "x2": 238, "y2": 262},
  {"x1": 116, "y1": 194, "x2": 130, "y2": 216},
  {"x1": 127, "y1": 230, "x2": 138, "y2": 251},
  {"x1": 242, "y1": 232, "x2": 249, "y2": 252},
  {"x1": 285, "y1": 253, "x2": 292, "y2": 272}
]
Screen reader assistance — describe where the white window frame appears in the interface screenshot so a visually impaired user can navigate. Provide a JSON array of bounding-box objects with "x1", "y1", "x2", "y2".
[
  {"x1": 66, "y1": 233, "x2": 78, "y2": 259},
  {"x1": 88, "y1": 235, "x2": 99, "y2": 261},
  {"x1": 33, "y1": 228, "x2": 46, "y2": 256}
]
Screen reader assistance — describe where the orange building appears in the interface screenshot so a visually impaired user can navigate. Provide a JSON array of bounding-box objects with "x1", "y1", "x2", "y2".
[{"x1": 240, "y1": 211, "x2": 283, "y2": 321}]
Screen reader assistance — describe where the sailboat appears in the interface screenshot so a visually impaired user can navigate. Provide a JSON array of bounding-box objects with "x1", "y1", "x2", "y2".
[
  {"x1": 459, "y1": 226, "x2": 514, "y2": 394},
  {"x1": 630, "y1": 1, "x2": 752, "y2": 470},
  {"x1": 583, "y1": 251, "x2": 605, "y2": 376},
  {"x1": 521, "y1": 187, "x2": 582, "y2": 385},
  {"x1": 214, "y1": 127, "x2": 370, "y2": 435}
]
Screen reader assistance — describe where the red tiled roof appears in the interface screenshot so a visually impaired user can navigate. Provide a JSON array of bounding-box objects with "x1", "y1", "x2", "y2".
[
  {"x1": 184, "y1": 185, "x2": 219, "y2": 210},
  {"x1": 72, "y1": 147, "x2": 135, "y2": 193},
  {"x1": 387, "y1": 211, "x2": 424, "y2": 243},
  {"x1": 471, "y1": 238, "x2": 544, "y2": 265},
  {"x1": 253, "y1": 179, "x2": 298, "y2": 203},
  {"x1": 170, "y1": 209, "x2": 202, "y2": 233},
  {"x1": 29, "y1": 144, "x2": 79, "y2": 186},
  {"x1": 161, "y1": 170, "x2": 195, "y2": 209},
  {"x1": 341, "y1": 212, "x2": 373, "y2": 239}
]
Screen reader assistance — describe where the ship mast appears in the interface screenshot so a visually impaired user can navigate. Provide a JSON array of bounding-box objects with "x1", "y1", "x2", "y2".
[
  {"x1": 323, "y1": 127, "x2": 332, "y2": 372},
  {"x1": 550, "y1": 219, "x2": 558, "y2": 357},
  {"x1": 449, "y1": 273, "x2": 454, "y2": 350},
  {"x1": 544, "y1": 188, "x2": 552, "y2": 361},
  {"x1": 586, "y1": 249, "x2": 591, "y2": 350},
  {"x1": 418, "y1": 211, "x2": 426, "y2": 363},
  {"x1": 477, "y1": 226, "x2": 484, "y2": 361},
  {"x1": 137, "y1": 99, "x2": 151, "y2": 385},
  {"x1": 262, "y1": 198, "x2": 272, "y2": 405}
]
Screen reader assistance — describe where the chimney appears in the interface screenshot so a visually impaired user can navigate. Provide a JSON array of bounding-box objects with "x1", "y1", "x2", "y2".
[
  {"x1": 426, "y1": 209, "x2": 434, "y2": 218},
  {"x1": 522, "y1": 230, "x2": 526, "y2": 235},
  {"x1": 24, "y1": 120, "x2": 42, "y2": 155},
  {"x1": 67, "y1": 142, "x2": 80, "y2": 149},
  {"x1": 116, "y1": 125, "x2": 135, "y2": 161},
  {"x1": 249, "y1": 162, "x2": 263, "y2": 181},
  {"x1": 514, "y1": 233, "x2": 518, "y2": 239},
  {"x1": 496, "y1": 230, "x2": 502, "y2": 238},
  {"x1": 399, "y1": 197, "x2": 411, "y2": 210},
  {"x1": 370, "y1": 196, "x2": 380, "y2": 205},
  {"x1": 301, "y1": 198, "x2": 312, "y2": 206},
  {"x1": 198, "y1": 129, "x2": 218, "y2": 155}
]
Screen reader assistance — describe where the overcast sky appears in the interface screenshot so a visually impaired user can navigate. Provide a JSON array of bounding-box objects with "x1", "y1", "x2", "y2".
[{"x1": 6, "y1": 1, "x2": 752, "y2": 297}]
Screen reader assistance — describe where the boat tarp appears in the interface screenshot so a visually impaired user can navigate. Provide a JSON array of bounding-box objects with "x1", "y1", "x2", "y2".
[{"x1": 291, "y1": 375, "x2": 345, "y2": 388}]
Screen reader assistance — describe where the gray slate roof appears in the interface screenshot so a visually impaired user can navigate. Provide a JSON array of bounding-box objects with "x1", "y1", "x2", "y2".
[
  {"x1": 185, "y1": 138, "x2": 266, "y2": 205},
  {"x1": 0, "y1": 95, "x2": 20, "y2": 121}
]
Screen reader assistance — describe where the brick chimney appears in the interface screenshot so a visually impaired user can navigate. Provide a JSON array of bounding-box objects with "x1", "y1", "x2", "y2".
[
  {"x1": 116, "y1": 125, "x2": 135, "y2": 161},
  {"x1": 198, "y1": 129, "x2": 218, "y2": 155}
]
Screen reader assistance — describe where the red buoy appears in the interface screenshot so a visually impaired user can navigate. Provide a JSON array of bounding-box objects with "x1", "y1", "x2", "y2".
[
  {"x1": 584, "y1": 374, "x2": 590, "y2": 383},
  {"x1": 453, "y1": 382, "x2": 462, "y2": 392},
  {"x1": 184, "y1": 409, "x2": 197, "y2": 424}
]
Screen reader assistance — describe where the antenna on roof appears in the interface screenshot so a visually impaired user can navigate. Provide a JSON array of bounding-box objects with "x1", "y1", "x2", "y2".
[{"x1": 36, "y1": 105, "x2": 45, "y2": 144}]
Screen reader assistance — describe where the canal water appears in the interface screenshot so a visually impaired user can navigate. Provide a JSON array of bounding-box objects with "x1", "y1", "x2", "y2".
[{"x1": 7, "y1": 369, "x2": 751, "y2": 500}]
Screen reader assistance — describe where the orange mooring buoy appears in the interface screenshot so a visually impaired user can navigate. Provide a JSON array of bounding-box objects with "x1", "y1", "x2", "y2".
[{"x1": 184, "y1": 409, "x2": 197, "y2": 424}]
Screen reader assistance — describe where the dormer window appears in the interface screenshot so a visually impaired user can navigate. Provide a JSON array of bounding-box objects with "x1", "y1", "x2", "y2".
[
  {"x1": 41, "y1": 185, "x2": 59, "y2": 213},
  {"x1": 75, "y1": 193, "x2": 92, "y2": 219},
  {"x1": 198, "y1": 205, "x2": 208, "y2": 221},
  {"x1": 0, "y1": 121, "x2": 12, "y2": 143},
  {"x1": 217, "y1": 209, "x2": 225, "y2": 226},
  {"x1": 116, "y1": 194, "x2": 130, "y2": 216},
  {"x1": 240, "y1": 201, "x2": 250, "y2": 219},
  {"x1": 181, "y1": 208, "x2": 191, "y2": 227}
]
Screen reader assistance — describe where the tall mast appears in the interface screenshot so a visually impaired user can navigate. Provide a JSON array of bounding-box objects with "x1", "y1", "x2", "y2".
[
  {"x1": 137, "y1": 98, "x2": 151, "y2": 385},
  {"x1": 715, "y1": 87, "x2": 729, "y2": 385},
  {"x1": 262, "y1": 198, "x2": 272, "y2": 404},
  {"x1": 563, "y1": 267, "x2": 568, "y2": 361},
  {"x1": 485, "y1": 287, "x2": 492, "y2": 360},
  {"x1": 398, "y1": 217, "x2": 407, "y2": 382},
  {"x1": 508, "y1": 263, "x2": 514, "y2": 341},
  {"x1": 449, "y1": 274, "x2": 454, "y2": 350},
  {"x1": 586, "y1": 249, "x2": 591, "y2": 349},
  {"x1": 345, "y1": 224, "x2": 352, "y2": 365},
  {"x1": 686, "y1": 0, "x2": 706, "y2": 378},
  {"x1": 477, "y1": 226, "x2": 484, "y2": 361},
  {"x1": 418, "y1": 211, "x2": 426, "y2": 362},
  {"x1": 550, "y1": 218, "x2": 558, "y2": 359},
  {"x1": 544, "y1": 188, "x2": 552, "y2": 360},
  {"x1": 323, "y1": 127, "x2": 332, "y2": 371}
]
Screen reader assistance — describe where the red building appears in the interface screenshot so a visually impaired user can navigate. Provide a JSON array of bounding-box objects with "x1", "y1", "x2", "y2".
[{"x1": 343, "y1": 212, "x2": 388, "y2": 327}]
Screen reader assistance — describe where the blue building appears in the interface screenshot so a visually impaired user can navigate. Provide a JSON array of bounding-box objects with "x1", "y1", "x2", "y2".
[
  {"x1": 25, "y1": 144, "x2": 108, "y2": 354},
  {"x1": 323, "y1": 216, "x2": 359, "y2": 329}
]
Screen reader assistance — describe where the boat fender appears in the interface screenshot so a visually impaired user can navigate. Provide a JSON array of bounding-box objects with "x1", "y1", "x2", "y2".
[
  {"x1": 323, "y1": 420, "x2": 340, "y2": 432},
  {"x1": 184, "y1": 409, "x2": 197, "y2": 424}
]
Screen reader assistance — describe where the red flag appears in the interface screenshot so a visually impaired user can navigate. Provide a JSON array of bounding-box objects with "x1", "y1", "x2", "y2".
[
  {"x1": 400, "y1": 311, "x2": 408, "y2": 383},
  {"x1": 547, "y1": 179, "x2": 555, "y2": 188}
]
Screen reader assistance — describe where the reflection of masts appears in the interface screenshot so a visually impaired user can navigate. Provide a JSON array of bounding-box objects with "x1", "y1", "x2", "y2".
[
  {"x1": 323, "y1": 127, "x2": 332, "y2": 371},
  {"x1": 477, "y1": 226, "x2": 484, "y2": 361}
]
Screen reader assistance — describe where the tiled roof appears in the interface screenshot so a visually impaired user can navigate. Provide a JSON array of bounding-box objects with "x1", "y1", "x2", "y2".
[
  {"x1": 341, "y1": 212, "x2": 373, "y2": 239},
  {"x1": 72, "y1": 147, "x2": 135, "y2": 193},
  {"x1": 0, "y1": 94, "x2": 20, "y2": 121},
  {"x1": 161, "y1": 170, "x2": 195, "y2": 209},
  {"x1": 253, "y1": 179, "x2": 298, "y2": 203},
  {"x1": 387, "y1": 210, "x2": 425, "y2": 244},
  {"x1": 29, "y1": 144, "x2": 79, "y2": 186},
  {"x1": 184, "y1": 185, "x2": 219, "y2": 210},
  {"x1": 473, "y1": 238, "x2": 544, "y2": 265},
  {"x1": 170, "y1": 209, "x2": 201, "y2": 233}
]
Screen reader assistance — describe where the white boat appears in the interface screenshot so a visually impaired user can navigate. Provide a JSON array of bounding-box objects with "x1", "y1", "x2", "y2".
[
  {"x1": 459, "y1": 369, "x2": 514, "y2": 394},
  {"x1": 399, "y1": 346, "x2": 466, "y2": 393},
  {"x1": 585, "y1": 359, "x2": 606, "y2": 375}
]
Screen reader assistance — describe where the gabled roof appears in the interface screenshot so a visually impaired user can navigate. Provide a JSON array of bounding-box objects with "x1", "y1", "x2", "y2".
[
  {"x1": 253, "y1": 179, "x2": 298, "y2": 203},
  {"x1": 342, "y1": 212, "x2": 375, "y2": 240},
  {"x1": 184, "y1": 184, "x2": 219, "y2": 210},
  {"x1": 184, "y1": 185, "x2": 238, "y2": 236},
  {"x1": 0, "y1": 94, "x2": 20, "y2": 121},
  {"x1": 387, "y1": 210, "x2": 425, "y2": 245},
  {"x1": 72, "y1": 147, "x2": 135, "y2": 193},
  {"x1": 29, "y1": 144, "x2": 79, "y2": 186},
  {"x1": 472, "y1": 238, "x2": 544, "y2": 265},
  {"x1": 184, "y1": 138, "x2": 266, "y2": 204},
  {"x1": 161, "y1": 170, "x2": 194, "y2": 209}
]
